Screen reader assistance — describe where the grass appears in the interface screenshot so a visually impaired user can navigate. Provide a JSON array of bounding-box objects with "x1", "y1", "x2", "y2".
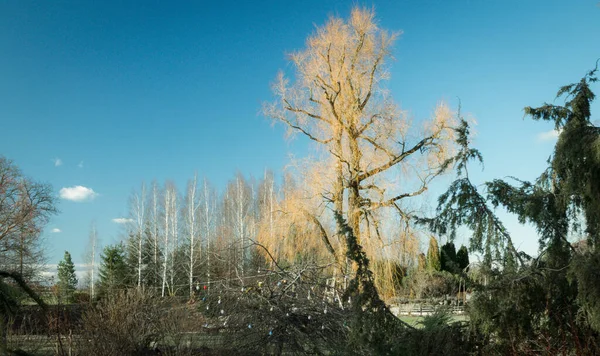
[{"x1": 399, "y1": 314, "x2": 469, "y2": 328}]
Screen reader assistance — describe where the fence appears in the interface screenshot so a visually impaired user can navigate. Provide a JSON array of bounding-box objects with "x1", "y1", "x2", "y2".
[{"x1": 388, "y1": 296, "x2": 468, "y2": 316}]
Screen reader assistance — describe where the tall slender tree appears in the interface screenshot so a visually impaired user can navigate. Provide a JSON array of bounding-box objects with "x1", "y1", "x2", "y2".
[
  {"x1": 183, "y1": 173, "x2": 200, "y2": 298},
  {"x1": 57, "y1": 251, "x2": 78, "y2": 303},
  {"x1": 130, "y1": 183, "x2": 146, "y2": 289},
  {"x1": 201, "y1": 178, "x2": 217, "y2": 292},
  {"x1": 149, "y1": 181, "x2": 161, "y2": 286},
  {"x1": 83, "y1": 222, "x2": 99, "y2": 301}
]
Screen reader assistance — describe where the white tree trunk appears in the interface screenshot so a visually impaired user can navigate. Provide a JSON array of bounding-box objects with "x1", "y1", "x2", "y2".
[
  {"x1": 186, "y1": 174, "x2": 199, "y2": 298},
  {"x1": 161, "y1": 187, "x2": 171, "y2": 297},
  {"x1": 152, "y1": 182, "x2": 159, "y2": 278},
  {"x1": 170, "y1": 191, "x2": 178, "y2": 295},
  {"x1": 134, "y1": 183, "x2": 146, "y2": 289},
  {"x1": 203, "y1": 179, "x2": 213, "y2": 293},
  {"x1": 87, "y1": 223, "x2": 98, "y2": 301},
  {"x1": 237, "y1": 176, "x2": 245, "y2": 281}
]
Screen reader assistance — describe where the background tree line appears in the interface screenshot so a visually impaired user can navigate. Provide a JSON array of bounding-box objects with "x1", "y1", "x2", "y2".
[{"x1": 84, "y1": 168, "x2": 469, "y2": 302}]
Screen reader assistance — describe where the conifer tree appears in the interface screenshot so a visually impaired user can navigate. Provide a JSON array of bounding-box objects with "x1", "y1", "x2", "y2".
[
  {"x1": 422, "y1": 63, "x2": 600, "y2": 352},
  {"x1": 57, "y1": 251, "x2": 78, "y2": 303},
  {"x1": 97, "y1": 244, "x2": 128, "y2": 298},
  {"x1": 440, "y1": 241, "x2": 458, "y2": 273},
  {"x1": 455, "y1": 245, "x2": 469, "y2": 271},
  {"x1": 417, "y1": 116, "x2": 522, "y2": 267}
]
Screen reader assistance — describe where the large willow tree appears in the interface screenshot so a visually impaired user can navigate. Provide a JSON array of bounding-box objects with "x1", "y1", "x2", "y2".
[{"x1": 265, "y1": 7, "x2": 457, "y2": 289}]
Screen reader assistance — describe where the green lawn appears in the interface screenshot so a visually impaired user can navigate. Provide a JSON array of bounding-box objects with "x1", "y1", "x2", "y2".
[{"x1": 399, "y1": 314, "x2": 469, "y2": 328}]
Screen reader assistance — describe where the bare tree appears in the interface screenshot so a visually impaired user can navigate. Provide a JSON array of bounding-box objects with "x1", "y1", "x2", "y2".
[
  {"x1": 158, "y1": 181, "x2": 180, "y2": 297},
  {"x1": 183, "y1": 174, "x2": 200, "y2": 298},
  {"x1": 0, "y1": 156, "x2": 56, "y2": 261},
  {"x1": 169, "y1": 184, "x2": 179, "y2": 295},
  {"x1": 222, "y1": 174, "x2": 253, "y2": 284},
  {"x1": 265, "y1": 7, "x2": 456, "y2": 280},
  {"x1": 83, "y1": 222, "x2": 99, "y2": 301},
  {"x1": 129, "y1": 183, "x2": 146, "y2": 289},
  {"x1": 149, "y1": 181, "x2": 161, "y2": 288},
  {"x1": 257, "y1": 170, "x2": 277, "y2": 266},
  {"x1": 200, "y1": 178, "x2": 217, "y2": 292},
  {"x1": 0, "y1": 156, "x2": 56, "y2": 344},
  {"x1": 161, "y1": 183, "x2": 173, "y2": 297}
]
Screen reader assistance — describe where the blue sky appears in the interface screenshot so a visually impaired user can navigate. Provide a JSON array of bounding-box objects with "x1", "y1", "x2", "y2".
[{"x1": 1, "y1": 0, "x2": 598, "y2": 265}]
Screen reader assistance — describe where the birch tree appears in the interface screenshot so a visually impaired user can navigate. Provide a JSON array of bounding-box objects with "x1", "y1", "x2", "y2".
[
  {"x1": 257, "y1": 171, "x2": 278, "y2": 264},
  {"x1": 129, "y1": 183, "x2": 146, "y2": 289},
  {"x1": 183, "y1": 174, "x2": 200, "y2": 298},
  {"x1": 169, "y1": 185, "x2": 179, "y2": 294},
  {"x1": 161, "y1": 183, "x2": 174, "y2": 297},
  {"x1": 84, "y1": 222, "x2": 99, "y2": 301},
  {"x1": 265, "y1": 7, "x2": 457, "y2": 277},
  {"x1": 200, "y1": 178, "x2": 217, "y2": 292},
  {"x1": 220, "y1": 175, "x2": 253, "y2": 284},
  {"x1": 149, "y1": 181, "x2": 161, "y2": 286},
  {"x1": 230, "y1": 174, "x2": 253, "y2": 282}
]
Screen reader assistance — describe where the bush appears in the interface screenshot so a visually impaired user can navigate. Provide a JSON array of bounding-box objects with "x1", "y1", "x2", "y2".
[
  {"x1": 78, "y1": 289, "x2": 184, "y2": 355},
  {"x1": 404, "y1": 270, "x2": 460, "y2": 299}
]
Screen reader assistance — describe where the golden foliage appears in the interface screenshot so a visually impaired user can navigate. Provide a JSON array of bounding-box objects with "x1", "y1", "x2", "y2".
[{"x1": 264, "y1": 6, "x2": 462, "y2": 299}]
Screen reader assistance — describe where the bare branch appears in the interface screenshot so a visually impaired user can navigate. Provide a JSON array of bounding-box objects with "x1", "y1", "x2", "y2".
[{"x1": 357, "y1": 135, "x2": 436, "y2": 182}]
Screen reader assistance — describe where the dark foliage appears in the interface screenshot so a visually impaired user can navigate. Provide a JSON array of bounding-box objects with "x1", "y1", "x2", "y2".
[
  {"x1": 97, "y1": 244, "x2": 129, "y2": 299},
  {"x1": 423, "y1": 62, "x2": 600, "y2": 353},
  {"x1": 440, "y1": 242, "x2": 458, "y2": 274},
  {"x1": 455, "y1": 246, "x2": 469, "y2": 271}
]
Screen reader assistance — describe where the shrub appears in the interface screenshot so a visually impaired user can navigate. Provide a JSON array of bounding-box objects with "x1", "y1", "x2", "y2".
[{"x1": 78, "y1": 289, "x2": 181, "y2": 355}]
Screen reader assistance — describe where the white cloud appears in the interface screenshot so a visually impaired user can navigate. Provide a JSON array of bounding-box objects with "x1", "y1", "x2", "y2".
[
  {"x1": 51, "y1": 228, "x2": 61, "y2": 233},
  {"x1": 59, "y1": 186, "x2": 98, "y2": 202},
  {"x1": 112, "y1": 217, "x2": 134, "y2": 224},
  {"x1": 537, "y1": 129, "x2": 561, "y2": 141},
  {"x1": 78, "y1": 161, "x2": 84, "y2": 168},
  {"x1": 53, "y1": 158, "x2": 63, "y2": 167}
]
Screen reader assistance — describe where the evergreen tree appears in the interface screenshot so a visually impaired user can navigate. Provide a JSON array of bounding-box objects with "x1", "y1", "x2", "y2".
[
  {"x1": 57, "y1": 251, "x2": 78, "y2": 303},
  {"x1": 97, "y1": 244, "x2": 128, "y2": 298},
  {"x1": 422, "y1": 64, "x2": 600, "y2": 352},
  {"x1": 124, "y1": 230, "x2": 160, "y2": 289},
  {"x1": 440, "y1": 242, "x2": 458, "y2": 273},
  {"x1": 426, "y1": 236, "x2": 441, "y2": 272},
  {"x1": 455, "y1": 245, "x2": 469, "y2": 272},
  {"x1": 416, "y1": 115, "x2": 522, "y2": 266}
]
